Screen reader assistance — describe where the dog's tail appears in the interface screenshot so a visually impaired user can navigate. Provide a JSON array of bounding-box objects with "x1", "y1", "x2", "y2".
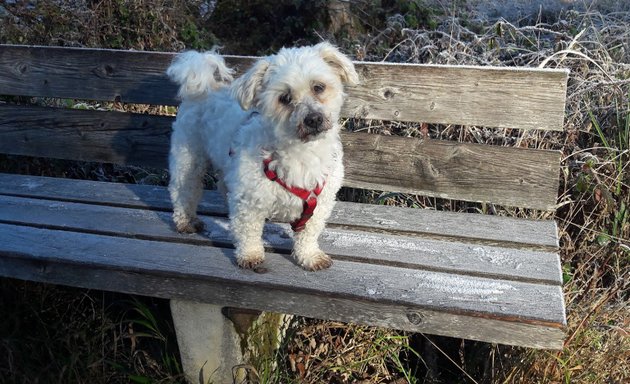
[{"x1": 166, "y1": 50, "x2": 234, "y2": 100}]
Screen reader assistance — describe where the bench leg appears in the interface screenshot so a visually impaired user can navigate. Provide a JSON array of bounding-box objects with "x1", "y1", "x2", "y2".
[
  {"x1": 171, "y1": 300, "x2": 243, "y2": 383},
  {"x1": 170, "y1": 299, "x2": 291, "y2": 383}
]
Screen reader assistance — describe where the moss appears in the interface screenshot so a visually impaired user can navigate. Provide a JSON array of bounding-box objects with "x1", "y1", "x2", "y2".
[{"x1": 241, "y1": 312, "x2": 290, "y2": 381}]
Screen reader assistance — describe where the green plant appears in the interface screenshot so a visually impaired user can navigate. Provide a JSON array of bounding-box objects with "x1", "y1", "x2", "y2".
[
  {"x1": 122, "y1": 298, "x2": 183, "y2": 382},
  {"x1": 180, "y1": 20, "x2": 217, "y2": 50},
  {"x1": 587, "y1": 95, "x2": 630, "y2": 246},
  {"x1": 208, "y1": 0, "x2": 328, "y2": 55},
  {"x1": 374, "y1": 334, "x2": 422, "y2": 384}
]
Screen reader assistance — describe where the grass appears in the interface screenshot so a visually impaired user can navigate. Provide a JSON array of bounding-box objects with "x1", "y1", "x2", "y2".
[
  {"x1": 280, "y1": 319, "x2": 418, "y2": 383},
  {"x1": 0, "y1": 279, "x2": 184, "y2": 383},
  {"x1": 122, "y1": 298, "x2": 183, "y2": 382},
  {"x1": 1, "y1": 1, "x2": 629, "y2": 383}
]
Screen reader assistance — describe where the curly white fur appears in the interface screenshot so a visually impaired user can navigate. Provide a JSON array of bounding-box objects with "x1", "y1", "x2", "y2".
[
  {"x1": 166, "y1": 50, "x2": 234, "y2": 100},
  {"x1": 167, "y1": 42, "x2": 358, "y2": 271}
]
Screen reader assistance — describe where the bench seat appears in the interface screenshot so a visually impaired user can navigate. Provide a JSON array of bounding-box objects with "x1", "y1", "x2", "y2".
[{"x1": 0, "y1": 172, "x2": 565, "y2": 349}]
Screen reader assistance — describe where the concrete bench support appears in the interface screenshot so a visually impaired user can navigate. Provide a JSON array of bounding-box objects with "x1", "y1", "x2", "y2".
[
  {"x1": 170, "y1": 300, "x2": 291, "y2": 383},
  {"x1": 171, "y1": 300, "x2": 244, "y2": 383}
]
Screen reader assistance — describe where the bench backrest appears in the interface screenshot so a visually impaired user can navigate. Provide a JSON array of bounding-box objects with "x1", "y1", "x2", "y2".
[{"x1": 0, "y1": 45, "x2": 568, "y2": 210}]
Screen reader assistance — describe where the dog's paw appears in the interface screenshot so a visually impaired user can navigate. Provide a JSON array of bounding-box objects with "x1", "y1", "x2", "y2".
[
  {"x1": 175, "y1": 217, "x2": 205, "y2": 233},
  {"x1": 237, "y1": 251, "x2": 265, "y2": 269},
  {"x1": 298, "y1": 251, "x2": 333, "y2": 271}
]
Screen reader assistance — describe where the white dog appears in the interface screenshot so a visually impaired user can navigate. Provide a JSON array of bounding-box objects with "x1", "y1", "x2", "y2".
[{"x1": 166, "y1": 43, "x2": 359, "y2": 271}]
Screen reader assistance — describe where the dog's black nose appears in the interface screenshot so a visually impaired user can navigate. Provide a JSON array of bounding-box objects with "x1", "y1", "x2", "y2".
[{"x1": 304, "y1": 112, "x2": 324, "y2": 130}]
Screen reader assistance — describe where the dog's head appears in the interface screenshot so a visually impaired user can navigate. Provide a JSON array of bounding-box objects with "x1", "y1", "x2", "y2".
[{"x1": 231, "y1": 42, "x2": 359, "y2": 143}]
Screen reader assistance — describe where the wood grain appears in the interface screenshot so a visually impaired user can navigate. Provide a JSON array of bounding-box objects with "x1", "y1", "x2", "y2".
[
  {"x1": 0, "y1": 45, "x2": 568, "y2": 130},
  {"x1": 348, "y1": 61, "x2": 568, "y2": 130},
  {"x1": 0, "y1": 173, "x2": 560, "y2": 250},
  {"x1": 0, "y1": 223, "x2": 566, "y2": 348},
  {"x1": 0, "y1": 194, "x2": 563, "y2": 285},
  {"x1": 342, "y1": 132, "x2": 561, "y2": 210},
  {"x1": 0, "y1": 105, "x2": 562, "y2": 209},
  {"x1": 0, "y1": 105, "x2": 173, "y2": 166},
  {"x1": 0, "y1": 45, "x2": 178, "y2": 105}
]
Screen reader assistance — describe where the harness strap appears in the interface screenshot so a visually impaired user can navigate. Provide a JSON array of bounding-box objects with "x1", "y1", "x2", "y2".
[{"x1": 263, "y1": 158, "x2": 325, "y2": 232}]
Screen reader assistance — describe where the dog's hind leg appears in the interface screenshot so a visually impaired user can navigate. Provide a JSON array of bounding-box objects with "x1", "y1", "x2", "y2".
[{"x1": 169, "y1": 128, "x2": 207, "y2": 233}]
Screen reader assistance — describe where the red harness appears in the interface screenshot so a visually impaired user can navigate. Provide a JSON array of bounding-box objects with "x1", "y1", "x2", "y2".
[{"x1": 262, "y1": 158, "x2": 325, "y2": 232}]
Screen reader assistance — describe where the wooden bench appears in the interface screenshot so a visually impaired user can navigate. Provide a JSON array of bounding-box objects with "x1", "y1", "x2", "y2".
[{"x1": 0, "y1": 45, "x2": 568, "y2": 382}]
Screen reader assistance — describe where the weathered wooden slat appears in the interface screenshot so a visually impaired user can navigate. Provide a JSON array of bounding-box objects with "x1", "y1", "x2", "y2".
[
  {"x1": 0, "y1": 105, "x2": 173, "y2": 166},
  {"x1": 0, "y1": 45, "x2": 178, "y2": 106},
  {"x1": 0, "y1": 45, "x2": 568, "y2": 130},
  {"x1": 0, "y1": 194, "x2": 562, "y2": 285},
  {"x1": 0, "y1": 223, "x2": 566, "y2": 348},
  {"x1": 0, "y1": 173, "x2": 560, "y2": 249},
  {"x1": 0, "y1": 106, "x2": 562, "y2": 209},
  {"x1": 342, "y1": 132, "x2": 561, "y2": 210},
  {"x1": 349, "y1": 62, "x2": 568, "y2": 130},
  {"x1": 0, "y1": 253, "x2": 566, "y2": 350},
  {"x1": 330, "y1": 203, "x2": 559, "y2": 250}
]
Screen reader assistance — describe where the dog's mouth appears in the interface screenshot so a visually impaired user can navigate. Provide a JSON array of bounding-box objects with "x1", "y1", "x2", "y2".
[
  {"x1": 297, "y1": 124, "x2": 330, "y2": 142},
  {"x1": 297, "y1": 113, "x2": 331, "y2": 142}
]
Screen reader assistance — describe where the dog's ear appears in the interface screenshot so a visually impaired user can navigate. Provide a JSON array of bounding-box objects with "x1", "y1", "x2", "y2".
[
  {"x1": 315, "y1": 42, "x2": 359, "y2": 86},
  {"x1": 231, "y1": 59, "x2": 270, "y2": 110}
]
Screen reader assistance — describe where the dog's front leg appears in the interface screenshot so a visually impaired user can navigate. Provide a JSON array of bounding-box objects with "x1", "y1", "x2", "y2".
[
  {"x1": 292, "y1": 197, "x2": 335, "y2": 271},
  {"x1": 230, "y1": 201, "x2": 267, "y2": 269}
]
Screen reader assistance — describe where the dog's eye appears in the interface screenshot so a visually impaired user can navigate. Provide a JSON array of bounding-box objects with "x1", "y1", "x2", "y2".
[
  {"x1": 279, "y1": 93, "x2": 292, "y2": 105},
  {"x1": 313, "y1": 83, "x2": 326, "y2": 94}
]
